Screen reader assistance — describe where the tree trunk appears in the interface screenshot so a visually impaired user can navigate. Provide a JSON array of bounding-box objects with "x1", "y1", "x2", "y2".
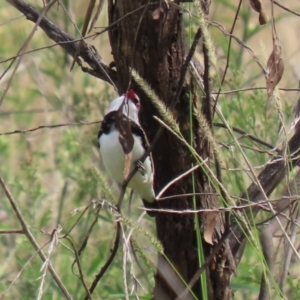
[{"x1": 108, "y1": 1, "x2": 234, "y2": 299}]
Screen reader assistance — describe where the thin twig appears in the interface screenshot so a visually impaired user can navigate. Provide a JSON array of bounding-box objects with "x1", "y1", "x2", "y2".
[
  {"x1": 156, "y1": 165, "x2": 201, "y2": 200},
  {"x1": 211, "y1": 21, "x2": 267, "y2": 74},
  {"x1": 121, "y1": 224, "x2": 130, "y2": 300},
  {"x1": 213, "y1": 122, "x2": 275, "y2": 150},
  {"x1": 84, "y1": 220, "x2": 121, "y2": 300},
  {"x1": 0, "y1": 177, "x2": 72, "y2": 300},
  {"x1": 65, "y1": 236, "x2": 93, "y2": 300},
  {"x1": 0, "y1": 229, "x2": 24, "y2": 234},
  {"x1": 94, "y1": 4, "x2": 155, "y2": 38},
  {"x1": 69, "y1": 0, "x2": 96, "y2": 71},
  {"x1": 76, "y1": 203, "x2": 102, "y2": 257},
  {"x1": 212, "y1": 87, "x2": 300, "y2": 94},
  {"x1": 37, "y1": 226, "x2": 62, "y2": 300},
  {"x1": 84, "y1": 197, "x2": 123, "y2": 298},
  {"x1": 63, "y1": 203, "x2": 92, "y2": 238},
  {"x1": 0, "y1": 120, "x2": 101, "y2": 136},
  {"x1": 6, "y1": 0, "x2": 117, "y2": 85},
  {"x1": 0, "y1": 34, "x2": 95, "y2": 65},
  {"x1": 1, "y1": 0, "x2": 57, "y2": 107},
  {"x1": 213, "y1": 0, "x2": 242, "y2": 113},
  {"x1": 144, "y1": 196, "x2": 300, "y2": 215},
  {"x1": 273, "y1": 1, "x2": 300, "y2": 17},
  {"x1": 1, "y1": 241, "x2": 49, "y2": 297}
]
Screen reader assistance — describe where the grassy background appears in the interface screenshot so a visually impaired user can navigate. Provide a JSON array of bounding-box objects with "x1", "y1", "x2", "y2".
[{"x1": 1, "y1": 0, "x2": 300, "y2": 299}]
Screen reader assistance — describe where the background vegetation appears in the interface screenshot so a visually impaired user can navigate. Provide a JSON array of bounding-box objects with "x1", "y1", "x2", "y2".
[{"x1": 1, "y1": 0, "x2": 300, "y2": 299}]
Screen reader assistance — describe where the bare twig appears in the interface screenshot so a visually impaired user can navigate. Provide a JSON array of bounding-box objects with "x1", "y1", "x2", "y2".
[
  {"x1": 76, "y1": 203, "x2": 102, "y2": 257},
  {"x1": 0, "y1": 177, "x2": 72, "y2": 300},
  {"x1": 211, "y1": 21, "x2": 267, "y2": 74},
  {"x1": 230, "y1": 127, "x2": 300, "y2": 263},
  {"x1": 0, "y1": 120, "x2": 101, "y2": 136},
  {"x1": 0, "y1": 34, "x2": 97, "y2": 65},
  {"x1": 64, "y1": 203, "x2": 92, "y2": 238},
  {"x1": 144, "y1": 196, "x2": 300, "y2": 215},
  {"x1": 69, "y1": 0, "x2": 96, "y2": 71},
  {"x1": 37, "y1": 226, "x2": 62, "y2": 300},
  {"x1": 0, "y1": 229, "x2": 24, "y2": 234},
  {"x1": 213, "y1": 0, "x2": 242, "y2": 112},
  {"x1": 1, "y1": 241, "x2": 49, "y2": 297},
  {"x1": 156, "y1": 165, "x2": 201, "y2": 200},
  {"x1": 65, "y1": 236, "x2": 93, "y2": 300},
  {"x1": 84, "y1": 219, "x2": 121, "y2": 300},
  {"x1": 212, "y1": 87, "x2": 300, "y2": 94},
  {"x1": 6, "y1": 0, "x2": 117, "y2": 85},
  {"x1": 1, "y1": 0, "x2": 57, "y2": 107},
  {"x1": 213, "y1": 122, "x2": 275, "y2": 150},
  {"x1": 93, "y1": 5, "x2": 152, "y2": 38},
  {"x1": 273, "y1": 1, "x2": 300, "y2": 17}
]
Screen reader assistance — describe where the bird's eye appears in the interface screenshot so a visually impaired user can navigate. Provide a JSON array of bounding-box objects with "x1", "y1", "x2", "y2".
[
  {"x1": 133, "y1": 98, "x2": 140, "y2": 109},
  {"x1": 125, "y1": 90, "x2": 140, "y2": 109}
]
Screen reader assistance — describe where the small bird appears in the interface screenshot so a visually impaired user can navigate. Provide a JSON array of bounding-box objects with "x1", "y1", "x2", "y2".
[{"x1": 98, "y1": 90, "x2": 157, "y2": 216}]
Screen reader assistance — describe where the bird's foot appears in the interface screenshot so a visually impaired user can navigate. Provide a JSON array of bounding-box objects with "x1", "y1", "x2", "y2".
[{"x1": 135, "y1": 160, "x2": 146, "y2": 175}]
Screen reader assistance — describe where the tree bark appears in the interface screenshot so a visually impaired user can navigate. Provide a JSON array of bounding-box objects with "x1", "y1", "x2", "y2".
[
  {"x1": 7, "y1": 1, "x2": 300, "y2": 298},
  {"x1": 108, "y1": 1, "x2": 233, "y2": 299}
]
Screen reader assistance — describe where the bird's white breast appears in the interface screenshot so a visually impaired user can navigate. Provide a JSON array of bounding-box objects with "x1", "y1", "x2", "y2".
[{"x1": 99, "y1": 128, "x2": 154, "y2": 202}]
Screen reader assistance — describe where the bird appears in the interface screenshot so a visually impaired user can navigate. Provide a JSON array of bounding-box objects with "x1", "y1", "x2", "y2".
[{"x1": 98, "y1": 90, "x2": 158, "y2": 216}]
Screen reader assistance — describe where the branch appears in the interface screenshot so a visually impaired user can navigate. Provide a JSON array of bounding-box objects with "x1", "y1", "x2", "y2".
[
  {"x1": 213, "y1": 122, "x2": 275, "y2": 150},
  {"x1": 0, "y1": 120, "x2": 101, "y2": 136},
  {"x1": 0, "y1": 229, "x2": 24, "y2": 234},
  {"x1": 6, "y1": 0, "x2": 117, "y2": 86},
  {"x1": 230, "y1": 128, "x2": 300, "y2": 262},
  {"x1": 0, "y1": 177, "x2": 72, "y2": 300},
  {"x1": 83, "y1": 221, "x2": 121, "y2": 300}
]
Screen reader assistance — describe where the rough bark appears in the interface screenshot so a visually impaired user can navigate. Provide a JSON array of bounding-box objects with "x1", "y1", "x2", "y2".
[
  {"x1": 108, "y1": 1, "x2": 233, "y2": 299},
  {"x1": 7, "y1": 0, "x2": 300, "y2": 299}
]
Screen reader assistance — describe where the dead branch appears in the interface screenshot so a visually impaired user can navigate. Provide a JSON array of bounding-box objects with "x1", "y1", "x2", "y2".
[
  {"x1": 6, "y1": 0, "x2": 117, "y2": 86},
  {"x1": 0, "y1": 177, "x2": 73, "y2": 300},
  {"x1": 230, "y1": 128, "x2": 300, "y2": 263}
]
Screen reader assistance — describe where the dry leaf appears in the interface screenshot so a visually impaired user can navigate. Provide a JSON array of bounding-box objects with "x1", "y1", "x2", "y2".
[
  {"x1": 123, "y1": 153, "x2": 132, "y2": 179},
  {"x1": 259, "y1": 11, "x2": 268, "y2": 25},
  {"x1": 203, "y1": 212, "x2": 216, "y2": 245},
  {"x1": 115, "y1": 102, "x2": 134, "y2": 179},
  {"x1": 249, "y1": 0, "x2": 262, "y2": 13},
  {"x1": 266, "y1": 39, "x2": 284, "y2": 98},
  {"x1": 249, "y1": 0, "x2": 268, "y2": 26},
  {"x1": 116, "y1": 117, "x2": 134, "y2": 155}
]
